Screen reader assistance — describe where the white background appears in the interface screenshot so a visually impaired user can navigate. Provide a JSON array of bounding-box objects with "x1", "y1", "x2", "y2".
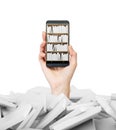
[{"x1": 0, "y1": 0, "x2": 116, "y2": 95}]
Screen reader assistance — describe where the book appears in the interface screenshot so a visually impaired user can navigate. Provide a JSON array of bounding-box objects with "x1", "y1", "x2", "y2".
[
  {"x1": 50, "y1": 104, "x2": 87, "y2": 130},
  {"x1": 50, "y1": 106, "x2": 101, "y2": 130},
  {"x1": 0, "y1": 103, "x2": 32, "y2": 130},
  {"x1": 96, "y1": 96, "x2": 116, "y2": 121},
  {"x1": 0, "y1": 96, "x2": 16, "y2": 108},
  {"x1": 36, "y1": 99, "x2": 68, "y2": 129}
]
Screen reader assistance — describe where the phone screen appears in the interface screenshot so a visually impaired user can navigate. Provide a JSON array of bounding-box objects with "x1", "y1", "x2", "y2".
[{"x1": 46, "y1": 20, "x2": 69, "y2": 67}]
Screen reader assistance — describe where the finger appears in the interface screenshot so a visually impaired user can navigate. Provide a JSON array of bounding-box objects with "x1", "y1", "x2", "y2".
[
  {"x1": 69, "y1": 45, "x2": 77, "y2": 57},
  {"x1": 38, "y1": 51, "x2": 46, "y2": 70},
  {"x1": 42, "y1": 31, "x2": 46, "y2": 41},
  {"x1": 39, "y1": 52, "x2": 46, "y2": 62},
  {"x1": 68, "y1": 45, "x2": 77, "y2": 67},
  {"x1": 40, "y1": 41, "x2": 46, "y2": 52}
]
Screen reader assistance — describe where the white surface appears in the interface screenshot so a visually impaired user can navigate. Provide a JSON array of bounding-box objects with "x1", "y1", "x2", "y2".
[{"x1": 0, "y1": 0, "x2": 116, "y2": 95}]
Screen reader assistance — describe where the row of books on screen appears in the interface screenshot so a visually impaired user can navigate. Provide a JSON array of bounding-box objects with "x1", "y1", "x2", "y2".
[
  {"x1": 47, "y1": 52, "x2": 68, "y2": 61},
  {"x1": 47, "y1": 35, "x2": 68, "y2": 42},
  {"x1": 47, "y1": 25, "x2": 68, "y2": 33},
  {"x1": 47, "y1": 44, "x2": 68, "y2": 52}
]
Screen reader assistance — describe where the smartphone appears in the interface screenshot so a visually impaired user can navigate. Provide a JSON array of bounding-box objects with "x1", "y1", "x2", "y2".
[{"x1": 46, "y1": 20, "x2": 70, "y2": 67}]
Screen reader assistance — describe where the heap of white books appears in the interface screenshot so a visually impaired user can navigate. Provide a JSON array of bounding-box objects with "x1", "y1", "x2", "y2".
[{"x1": 0, "y1": 86, "x2": 116, "y2": 130}]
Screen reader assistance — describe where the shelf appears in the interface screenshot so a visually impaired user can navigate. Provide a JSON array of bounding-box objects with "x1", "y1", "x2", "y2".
[
  {"x1": 47, "y1": 24, "x2": 68, "y2": 26},
  {"x1": 47, "y1": 60, "x2": 68, "y2": 61},
  {"x1": 47, "y1": 33, "x2": 68, "y2": 35},
  {"x1": 47, "y1": 51, "x2": 68, "y2": 53},
  {"x1": 47, "y1": 42, "x2": 68, "y2": 44}
]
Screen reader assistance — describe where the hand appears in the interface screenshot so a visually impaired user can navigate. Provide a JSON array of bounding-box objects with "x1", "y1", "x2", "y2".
[{"x1": 39, "y1": 32, "x2": 77, "y2": 97}]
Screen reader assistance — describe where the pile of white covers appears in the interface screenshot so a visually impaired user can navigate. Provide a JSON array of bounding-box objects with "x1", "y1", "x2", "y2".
[{"x1": 0, "y1": 86, "x2": 116, "y2": 130}]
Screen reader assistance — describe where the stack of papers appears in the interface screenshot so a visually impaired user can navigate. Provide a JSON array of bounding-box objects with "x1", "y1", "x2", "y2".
[{"x1": 0, "y1": 86, "x2": 116, "y2": 130}]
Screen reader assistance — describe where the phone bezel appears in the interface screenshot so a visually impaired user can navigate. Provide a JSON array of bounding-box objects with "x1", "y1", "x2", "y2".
[{"x1": 46, "y1": 20, "x2": 70, "y2": 67}]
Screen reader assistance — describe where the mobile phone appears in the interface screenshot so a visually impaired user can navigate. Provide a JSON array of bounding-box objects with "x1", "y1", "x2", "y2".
[{"x1": 46, "y1": 20, "x2": 70, "y2": 67}]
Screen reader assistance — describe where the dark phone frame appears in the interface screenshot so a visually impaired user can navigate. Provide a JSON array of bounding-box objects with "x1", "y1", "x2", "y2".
[{"x1": 46, "y1": 20, "x2": 70, "y2": 67}]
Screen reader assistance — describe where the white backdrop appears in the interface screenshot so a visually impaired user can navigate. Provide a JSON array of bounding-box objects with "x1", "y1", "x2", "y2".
[{"x1": 0, "y1": 0, "x2": 116, "y2": 95}]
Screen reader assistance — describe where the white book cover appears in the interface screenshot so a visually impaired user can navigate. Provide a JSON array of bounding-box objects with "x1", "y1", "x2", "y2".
[
  {"x1": 50, "y1": 106, "x2": 101, "y2": 130},
  {"x1": 0, "y1": 96, "x2": 16, "y2": 108},
  {"x1": 0, "y1": 107, "x2": 1, "y2": 118},
  {"x1": 0, "y1": 103, "x2": 32, "y2": 130},
  {"x1": 20, "y1": 128, "x2": 42, "y2": 130},
  {"x1": 24, "y1": 106, "x2": 43, "y2": 128},
  {"x1": 50, "y1": 105, "x2": 87, "y2": 130},
  {"x1": 47, "y1": 94, "x2": 65, "y2": 111},
  {"x1": 66, "y1": 102, "x2": 96, "y2": 112},
  {"x1": 17, "y1": 108, "x2": 36, "y2": 130},
  {"x1": 96, "y1": 96, "x2": 116, "y2": 121},
  {"x1": 110, "y1": 101, "x2": 116, "y2": 113},
  {"x1": 111, "y1": 94, "x2": 116, "y2": 100},
  {"x1": 36, "y1": 99, "x2": 68, "y2": 129}
]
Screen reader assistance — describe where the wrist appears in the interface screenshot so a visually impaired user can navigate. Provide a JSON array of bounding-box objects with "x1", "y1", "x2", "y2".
[{"x1": 51, "y1": 82, "x2": 70, "y2": 98}]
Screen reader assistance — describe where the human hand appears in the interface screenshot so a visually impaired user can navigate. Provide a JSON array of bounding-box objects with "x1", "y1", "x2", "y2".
[{"x1": 39, "y1": 32, "x2": 77, "y2": 97}]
